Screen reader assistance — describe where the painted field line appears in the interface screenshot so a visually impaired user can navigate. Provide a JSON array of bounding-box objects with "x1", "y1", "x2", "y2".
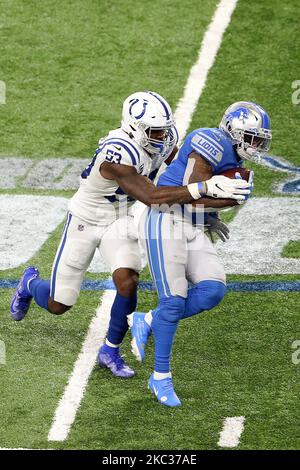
[
  {"x1": 48, "y1": 0, "x2": 239, "y2": 442},
  {"x1": 48, "y1": 290, "x2": 115, "y2": 442},
  {"x1": 174, "y1": 0, "x2": 239, "y2": 142},
  {"x1": 2, "y1": 279, "x2": 300, "y2": 292},
  {"x1": 218, "y1": 416, "x2": 245, "y2": 448}
]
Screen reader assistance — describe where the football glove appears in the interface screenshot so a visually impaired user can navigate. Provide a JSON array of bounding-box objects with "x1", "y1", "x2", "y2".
[
  {"x1": 204, "y1": 175, "x2": 251, "y2": 200},
  {"x1": 235, "y1": 171, "x2": 254, "y2": 205},
  {"x1": 205, "y1": 213, "x2": 230, "y2": 242}
]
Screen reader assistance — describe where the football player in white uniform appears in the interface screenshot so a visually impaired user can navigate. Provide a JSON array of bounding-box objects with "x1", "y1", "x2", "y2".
[{"x1": 10, "y1": 92, "x2": 251, "y2": 378}]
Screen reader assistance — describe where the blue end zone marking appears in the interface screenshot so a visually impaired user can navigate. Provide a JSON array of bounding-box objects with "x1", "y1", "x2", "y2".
[
  {"x1": 263, "y1": 156, "x2": 300, "y2": 173},
  {"x1": 1, "y1": 280, "x2": 300, "y2": 292},
  {"x1": 282, "y1": 179, "x2": 300, "y2": 193}
]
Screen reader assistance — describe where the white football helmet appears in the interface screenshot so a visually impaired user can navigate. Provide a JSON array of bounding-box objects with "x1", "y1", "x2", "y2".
[
  {"x1": 121, "y1": 91, "x2": 176, "y2": 155},
  {"x1": 219, "y1": 101, "x2": 272, "y2": 163}
]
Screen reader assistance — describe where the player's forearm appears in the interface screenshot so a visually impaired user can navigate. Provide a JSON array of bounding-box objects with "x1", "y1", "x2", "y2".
[
  {"x1": 192, "y1": 197, "x2": 238, "y2": 209},
  {"x1": 146, "y1": 186, "x2": 196, "y2": 206},
  {"x1": 116, "y1": 173, "x2": 196, "y2": 206},
  {"x1": 126, "y1": 183, "x2": 195, "y2": 206}
]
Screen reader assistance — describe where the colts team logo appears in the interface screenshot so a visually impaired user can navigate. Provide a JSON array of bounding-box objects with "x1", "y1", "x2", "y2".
[{"x1": 129, "y1": 98, "x2": 149, "y2": 119}]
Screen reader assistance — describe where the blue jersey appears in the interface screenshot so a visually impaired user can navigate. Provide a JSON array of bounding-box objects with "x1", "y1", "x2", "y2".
[{"x1": 158, "y1": 128, "x2": 242, "y2": 187}]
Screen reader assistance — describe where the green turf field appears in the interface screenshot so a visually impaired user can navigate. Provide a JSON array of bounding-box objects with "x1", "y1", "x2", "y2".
[{"x1": 0, "y1": 0, "x2": 299, "y2": 450}]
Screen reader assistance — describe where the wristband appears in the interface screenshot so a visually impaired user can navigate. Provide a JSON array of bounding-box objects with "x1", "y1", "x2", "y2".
[{"x1": 187, "y1": 182, "x2": 206, "y2": 200}]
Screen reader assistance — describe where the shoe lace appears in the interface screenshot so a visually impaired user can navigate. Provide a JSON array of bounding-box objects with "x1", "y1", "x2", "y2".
[
  {"x1": 162, "y1": 378, "x2": 174, "y2": 394},
  {"x1": 14, "y1": 285, "x2": 30, "y2": 307},
  {"x1": 114, "y1": 354, "x2": 126, "y2": 370}
]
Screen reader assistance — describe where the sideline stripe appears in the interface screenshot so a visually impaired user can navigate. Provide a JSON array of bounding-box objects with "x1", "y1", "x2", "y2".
[
  {"x1": 48, "y1": 290, "x2": 115, "y2": 442},
  {"x1": 47, "y1": 0, "x2": 240, "y2": 442},
  {"x1": 1, "y1": 279, "x2": 300, "y2": 292},
  {"x1": 218, "y1": 416, "x2": 245, "y2": 448},
  {"x1": 174, "y1": 0, "x2": 239, "y2": 142}
]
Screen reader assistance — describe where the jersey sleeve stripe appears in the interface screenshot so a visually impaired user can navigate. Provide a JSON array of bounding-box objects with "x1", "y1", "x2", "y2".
[
  {"x1": 100, "y1": 137, "x2": 140, "y2": 164},
  {"x1": 113, "y1": 137, "x2": 141, "y2": 163},
  {"x1": 100, "y1": 140, "x2": 138, "y2": 165},
  {"x1": 197, "y1": 131, "x2": 224, "y2": 152},
  {"x1": 191, "y1": 142, "x2": 219, "y2": 166}
]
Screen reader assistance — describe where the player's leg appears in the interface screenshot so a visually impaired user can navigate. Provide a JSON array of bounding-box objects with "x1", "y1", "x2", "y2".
[
  {"x1": 183, "y1": 230, "x2": 226, "y2": 319},
  {"x1": 109, "y1": 267, "x2": 139, "y2": 345},
  {"x1": 97, "y1": 216, "x2": 142, "y2": 378},
  {"x1": 134, "y1": 209, "x2": 187, "y2": 406},
  {"x1": 10, "y1": 213, "x2": 73, "y2": 320},
  {"x1": 10, "y1": 213, "x2": 98, "y2": 320}
]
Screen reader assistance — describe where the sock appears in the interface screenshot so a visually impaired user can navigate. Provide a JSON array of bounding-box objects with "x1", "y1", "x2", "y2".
[
  {"x1": 151, "y1": 297, "x2": 185, "y2": 373},
  {"x1": 153, "y1": 371, "x2": 172, "y2": 380},
  {"x1": 152, "y1": 318, "x2": 178, "y2": 372},
  {"x1": 107, "y1": 292, "x2": 137, "y2": 345},
  {"x1": 105, "y1": 339, "x2": 120, "y2": 348},
  {"x1": 28, "y1": 278, "x2": 50, "y2": 311},
  {"x1": 101, "y1": 343, "x2": 119, "y2": 356}
]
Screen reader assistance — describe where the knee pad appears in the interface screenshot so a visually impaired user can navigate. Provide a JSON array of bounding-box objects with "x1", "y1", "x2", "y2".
[
  {"x1": 184, "y1": 280, "x2": 226, "y2": 318},
  {"x1": 155, "y1": 295, "x2": 186, "y2": 323},
  {"x1": 196, "y1": 280, "x2": 226, "y2": 310}
]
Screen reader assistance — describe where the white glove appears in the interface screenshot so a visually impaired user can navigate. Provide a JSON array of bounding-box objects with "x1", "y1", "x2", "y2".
[
  {"x1": 204, "y1": 175, "x2": 251, "y2": 200},
  {"x1": 205, "y1": 213, "x2": 230, "y2": 242},
  {"x1": 235, "y1": 171, "x2": 254, "y2": 204}
]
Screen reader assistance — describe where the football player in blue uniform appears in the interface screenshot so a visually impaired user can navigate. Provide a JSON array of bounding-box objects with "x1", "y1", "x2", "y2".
[
  {"x1": 128, "y1": 101, "x2": 272, "y2": 405},
  {"x1": 10, "y1": 93, "x2": 250, "y2": 379}
]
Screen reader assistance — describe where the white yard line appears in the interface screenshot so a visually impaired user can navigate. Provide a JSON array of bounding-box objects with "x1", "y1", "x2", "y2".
[
  {"x1": 48, "y1": 290, "x2": 115, "y2": 442},
  {"x1": 174, "y1": 0, "x2": 239, "y2": 143},
  {"x1": 48, "y1": 0, "x2": 239, "y2": 442},
  {"x1": 218, "y1": 416, "x2": 245, "y2": 448}
]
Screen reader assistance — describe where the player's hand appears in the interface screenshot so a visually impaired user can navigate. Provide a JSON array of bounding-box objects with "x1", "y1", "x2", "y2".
[
  {"x1": 205, "y1": 213, "x2": 230, "y2": 242},
  {"x1": 201, "y1": 175, "x2": 252, "y2": 200},
  {"x1": 235, "y1": 171, "x2": 254, "y2": 205}
]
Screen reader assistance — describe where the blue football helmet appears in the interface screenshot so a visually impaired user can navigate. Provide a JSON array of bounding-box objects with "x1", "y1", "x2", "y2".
[{"x1": 219, "y1": 101, "x2": 272, "y2": 163}]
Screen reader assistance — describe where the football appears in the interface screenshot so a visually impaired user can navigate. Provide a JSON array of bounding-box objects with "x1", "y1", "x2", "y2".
[{"x1": 221, "y1": 167, "x2": 253, "y2": 183}]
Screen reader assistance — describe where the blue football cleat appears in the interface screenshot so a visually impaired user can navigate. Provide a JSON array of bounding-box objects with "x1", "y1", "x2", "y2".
[
  {"x1": 10, "y1": 266, "x2": 40, "y2": 321},
  {"x1": 127, "y1": 311, "x2": 152, "y2": 362},
  {"x1": 148, "y1": 374, "x2": 181, "y2": 407},
  {"x1": 97, "y1": 345, "x2": 135, "y2": 378}
]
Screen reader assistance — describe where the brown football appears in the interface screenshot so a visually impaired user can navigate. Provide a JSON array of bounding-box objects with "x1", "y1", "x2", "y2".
[{"x1": 221, "y1": 167, "x2": 253, "y2": 182}]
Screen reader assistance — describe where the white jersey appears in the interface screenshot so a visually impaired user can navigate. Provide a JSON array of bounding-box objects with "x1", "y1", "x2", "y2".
[{"x1": 68, "y1": 128, "x2": 175, "y2": 225}]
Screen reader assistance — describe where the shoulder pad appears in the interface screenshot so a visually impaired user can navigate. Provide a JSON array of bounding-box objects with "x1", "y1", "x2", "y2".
[
  {"x1": 98, "y1": 137, "x2": 141, "y2": 167},
  {"x1": 190, "y1": 128, "x2": 225, "y2": 168}
]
